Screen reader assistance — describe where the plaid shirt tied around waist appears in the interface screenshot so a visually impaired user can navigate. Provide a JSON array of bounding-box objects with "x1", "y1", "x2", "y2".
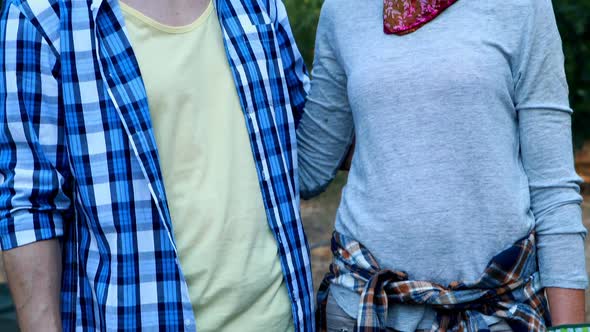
[{"x1": 317, "y1": 232, "x2": 551, "y2": 332}]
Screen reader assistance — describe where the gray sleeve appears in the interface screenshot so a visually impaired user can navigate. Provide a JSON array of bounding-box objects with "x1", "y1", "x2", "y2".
[
  {"x1": 516, "y1": 0, "x2": 588, "y2": 289},
  {"x1": 297, "y1": 3, "x2": 354, "y2": 199}
]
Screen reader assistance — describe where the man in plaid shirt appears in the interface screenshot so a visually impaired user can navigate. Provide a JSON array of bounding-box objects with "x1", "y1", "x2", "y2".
[{"x1": 0, "y1": 0, "x2": 314, "y2": 331}]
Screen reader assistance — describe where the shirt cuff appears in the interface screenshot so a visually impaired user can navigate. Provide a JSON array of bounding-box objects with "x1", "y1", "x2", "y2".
[
  {"x1": 537, "y1": 232, "x2": 588, "y2": 289},
  {"x1": 0, "y1": 210, "x2": 64, "y2": 250}
]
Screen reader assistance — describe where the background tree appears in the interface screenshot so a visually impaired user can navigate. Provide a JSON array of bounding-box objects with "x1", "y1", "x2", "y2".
[{"x1": 555, "y1": 0, "x2": 590, "y2": 147}]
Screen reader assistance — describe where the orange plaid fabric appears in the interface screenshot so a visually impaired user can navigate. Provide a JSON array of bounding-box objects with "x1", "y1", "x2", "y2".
[{"x1": 316, "y1": 231, "x2": 551, "y2": 332}]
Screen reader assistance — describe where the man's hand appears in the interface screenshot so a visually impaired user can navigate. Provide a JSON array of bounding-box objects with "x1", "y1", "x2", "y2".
[
  {"x1": 3, "y1": 239, "x2": 62, "y2": 332},
  {"x1": 546, "y1": 287, "x2": 586, "y2": 326}
]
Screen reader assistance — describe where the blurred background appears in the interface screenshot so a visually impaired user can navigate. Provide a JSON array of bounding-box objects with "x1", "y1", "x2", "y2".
[{"x1": 0, "y1": 0, "x2": 588, "y2": 330}]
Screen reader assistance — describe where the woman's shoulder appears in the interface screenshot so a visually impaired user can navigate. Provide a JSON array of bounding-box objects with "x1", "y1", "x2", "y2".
[
  {"x1": 319, "y1": 0, "x2": 362, "y2": 19},
  {"x1": 502, "y1": 0, "x2": 558, "y2": 35},
  {"x1": 475, "y1": 0, "x2": 553, "y2": 17},
  {"x1": 318, "y1": 0, "x2": 371, "y2": 28},
  {"x1": 471, "y1": 0, "x2": 556, "y2": 35},
  {"x1": 501, "y1": 0, "x2": 556, "y2": 18}
]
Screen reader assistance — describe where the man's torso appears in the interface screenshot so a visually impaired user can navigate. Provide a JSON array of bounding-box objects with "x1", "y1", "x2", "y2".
[{"x1": 0, "y1": 0, "x2": 314, "y2": 330}]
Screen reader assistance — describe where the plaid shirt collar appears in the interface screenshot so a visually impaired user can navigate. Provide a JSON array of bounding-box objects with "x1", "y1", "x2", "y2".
[
  {"x1": 317, "y1": 232, "x2": 551, "y2": 332},
  {"x1": 1, "y1": 0, "x2": 313, "y2": 330}
]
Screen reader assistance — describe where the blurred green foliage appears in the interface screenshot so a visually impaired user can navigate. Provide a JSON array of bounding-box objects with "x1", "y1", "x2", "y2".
[
  {"x1": 555, "y1": 1, "x2": 590, "y2": 147},
  {"x1": 284, "y1": 0, "x2": 590, "y2": 147},
  {"x1": 283, "y1": 0, "x2": 323, "y2": 69}
]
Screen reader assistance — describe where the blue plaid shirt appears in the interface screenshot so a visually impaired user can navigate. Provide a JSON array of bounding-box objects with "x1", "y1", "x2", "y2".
[{"x1": 0, "y1": 0, "x2": 314, "y2": 330}]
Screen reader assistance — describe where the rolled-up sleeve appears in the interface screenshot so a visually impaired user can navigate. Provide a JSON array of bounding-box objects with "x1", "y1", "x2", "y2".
[
  {"x1": 0, "y1": 3, "x2": 70, "y2": 250},
  {"x1": 515, "y1": 0, "x2": 588, "y2": 289}
]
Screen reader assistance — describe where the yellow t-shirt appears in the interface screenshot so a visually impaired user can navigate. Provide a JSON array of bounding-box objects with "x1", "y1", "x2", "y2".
[{"x1": 121, "y1": 3, "x2": 294, "y2": 331}]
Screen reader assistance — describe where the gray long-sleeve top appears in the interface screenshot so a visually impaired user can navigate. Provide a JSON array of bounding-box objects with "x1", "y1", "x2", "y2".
[{"x1": 297, "y1": 0, "x2": 588, "y2": 330}]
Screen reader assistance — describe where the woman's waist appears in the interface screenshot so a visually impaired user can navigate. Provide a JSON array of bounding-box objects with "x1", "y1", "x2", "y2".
[
  {"x1": 320, "y1": 228, "x2": 546, "y2": 330},
  {"x1": 329, "y1": 285, "x2": 506, "y2": 331},
  {"x1": 333, "y1": 206, "x2": 535, "y2": 285}
]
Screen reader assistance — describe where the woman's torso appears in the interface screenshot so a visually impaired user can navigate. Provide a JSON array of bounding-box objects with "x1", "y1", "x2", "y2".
[{"x1": 325, "y1": 0, "x2": 537, "y2": 329}]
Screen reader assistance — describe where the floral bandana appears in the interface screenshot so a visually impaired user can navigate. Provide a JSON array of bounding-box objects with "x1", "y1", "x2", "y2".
[{"x1": 384, "y1": 0, "x2": 458, "y2": 35}]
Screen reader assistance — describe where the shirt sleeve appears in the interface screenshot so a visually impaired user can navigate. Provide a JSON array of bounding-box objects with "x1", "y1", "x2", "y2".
[
  {"x1": 0, "y1": 3, "x2": 70, "y2": 250},
  {"x1": 273, "y1": 0, "x2": 309, "y2": 126},
  {"x1": 515, "y1": 0, "x2": 588, "y2": 289},
  {"x1": 296, "y1": 2, "x2": 354, "y2": 199}
]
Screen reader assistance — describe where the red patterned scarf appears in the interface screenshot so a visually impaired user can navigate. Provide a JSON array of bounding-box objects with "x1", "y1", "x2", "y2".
[{"x1": 384, "y1": 0, "x2": 458, "y2": 35}]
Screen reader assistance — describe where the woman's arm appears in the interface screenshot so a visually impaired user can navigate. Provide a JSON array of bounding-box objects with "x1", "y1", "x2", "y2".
[
  {"x1": 515, "y1": 0, "x2": 587, "y2": 323},
  {"x1": 546, "y1": 288, "x2": 585, "y2": 325},
  {"x1": 520, "y1": 107, "x2": 587, "y2": 323},
  {"x1": 297, "y1": 1, "x2": 354, "y2": 199}
]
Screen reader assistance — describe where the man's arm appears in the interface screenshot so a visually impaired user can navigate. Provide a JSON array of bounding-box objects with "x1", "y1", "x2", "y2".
[
  {"x1": 273, "y1": 0, "x2": 309, "y2": 126},
  {"x1": 0, "y1": 3, "x2": 69, "y2": 331},
  {"x1": 3, "y1": 240, "x2": 62, "y2": 332}
]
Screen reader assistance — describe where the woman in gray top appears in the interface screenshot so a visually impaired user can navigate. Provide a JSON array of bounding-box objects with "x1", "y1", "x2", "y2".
[{"x1": 297, "y1": 0, "x2": 587, "y2": 331}]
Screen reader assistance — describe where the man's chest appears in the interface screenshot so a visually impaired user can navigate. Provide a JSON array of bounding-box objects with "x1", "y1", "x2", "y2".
[{"x1": 120, "y1": 0, "x2": 210, "y2": 26}]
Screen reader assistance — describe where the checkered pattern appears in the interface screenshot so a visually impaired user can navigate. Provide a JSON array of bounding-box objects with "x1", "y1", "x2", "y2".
[
  {"x1": 317, "y1": 232, "x2": 551, "y2": 332},
  {"x1": 0, "y1": 0, "x2": 314, "y2": 331}
]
